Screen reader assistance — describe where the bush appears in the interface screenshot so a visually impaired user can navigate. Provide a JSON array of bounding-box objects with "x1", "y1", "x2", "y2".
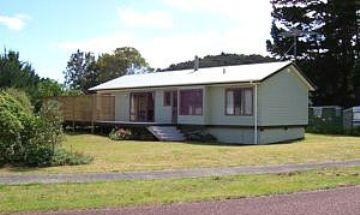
[
  {"x1": 0, "y1": 90, "x2": 93, "y2": 167},
  {"x1": 109, "y1": 127, "x2": 156, "y2": 141},
  {"x1": 184, "y1": 130, "x2": 217, "y2": 143},
  {"x1": 0, "y1": 91, "x2": 34, "y2": 164},
  {"x1": 4, "y1": 88, "x2": 33, "y2": 114},
  {"x1": 109, "y1": 128, "x2": 133, "y2": 140},
  {"x1": 344, "y1": 127, "x2": 360, "y2": 136}
]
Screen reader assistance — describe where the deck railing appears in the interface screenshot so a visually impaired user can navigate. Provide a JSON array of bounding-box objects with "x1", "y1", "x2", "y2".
[{"x1": 44, "y1": 95, "x2": 115, "y2": 123}]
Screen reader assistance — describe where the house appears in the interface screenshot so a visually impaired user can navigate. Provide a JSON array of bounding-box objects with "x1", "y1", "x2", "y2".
[{"x1": 89, "y1": 61, "x2": 315, "y2": 144}]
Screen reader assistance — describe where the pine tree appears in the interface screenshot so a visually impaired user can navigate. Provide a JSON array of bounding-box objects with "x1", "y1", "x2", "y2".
[{"x1": 267, "y1": 0, "x2": 359, "y2": 107}]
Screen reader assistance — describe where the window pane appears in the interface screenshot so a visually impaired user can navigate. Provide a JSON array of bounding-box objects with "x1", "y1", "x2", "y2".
[
  {"x1": 180, "y1": 89, "x2": 203, "y2": 115},
  {"x1": 234, "y1": 90, "x2": 242, "y2": 115},
  {"x1": 164, "y1": 91, "x2": 171, "y2": 106},
  {"x1": 243, "y1": 89, "x2": 253, "y2": 115},
  {"x1": 226, "y1": 90, "x2": 234, "y2": 114}
]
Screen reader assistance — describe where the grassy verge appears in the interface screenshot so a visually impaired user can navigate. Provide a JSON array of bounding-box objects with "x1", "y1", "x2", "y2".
[
  {"x1": 1, "y1": 133, "x2": 360, "y2": 175},
  {"x1": 1, "y1": 166, "x2": 360, "y2": 213}
]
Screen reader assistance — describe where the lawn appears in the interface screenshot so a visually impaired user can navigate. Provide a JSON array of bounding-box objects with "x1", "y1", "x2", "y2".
[
  {"x1": 1, "y1": 167, "x2": 360, "y2": 213},
  {"x1": 1, "y1": 133, "x2": 360, "y2": 174}
]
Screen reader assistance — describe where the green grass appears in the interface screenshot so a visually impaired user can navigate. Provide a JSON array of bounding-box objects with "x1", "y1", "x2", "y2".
[
  {"x1": 1, "y1": 133, "x2": 360, "y2": 174},
  {"x1": 1, "y1": 167, "x2": 360, "y2": 213}
]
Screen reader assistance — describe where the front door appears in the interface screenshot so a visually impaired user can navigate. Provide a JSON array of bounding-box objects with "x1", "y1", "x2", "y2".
[
  {"x1": 171, "y1": 91, "x2": 178, "y2": 123},
  {"x1": 130, "y1": 92, "x2": 154, "y2": 122}
]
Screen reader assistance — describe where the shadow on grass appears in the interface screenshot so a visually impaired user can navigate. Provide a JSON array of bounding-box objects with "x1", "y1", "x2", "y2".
[
  {"x1": 182, "y1": 138, "x2": 305, "y2": 147},
  {"x1": 0, "y1": 164, "x2": 41, "y2": 174}
]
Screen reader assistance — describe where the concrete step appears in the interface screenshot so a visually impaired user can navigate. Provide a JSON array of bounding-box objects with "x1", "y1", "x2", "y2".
[{"x1": 147, "y1": 126, "x2": 186, "y2": 141}]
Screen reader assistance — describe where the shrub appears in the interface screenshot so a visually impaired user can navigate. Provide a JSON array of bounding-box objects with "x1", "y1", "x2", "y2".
[
  {"x1": 344, "y1": 127, "x2": 360, "y2": 136},
  {"x1": 38, "y1": 100, "x2": 64, "y2": 148},
  {"x1": 0, "y1": 90, "x2": 93, "y2": 167},
  {"x1": 0, "y1": 91, "x2": 33, "y2": 164},
  {"x1": 109, "y1": 127, "x2": 156, "y2": 141},
  {"x1": 109, "y1": 128, "x2": 133, "y2": 140},
  {"x1": 4, "y1": 88, "x2": 33, "y2": 114},
  {"x1": 184, "y1": 130, "x2": 217, "y2": 143}
]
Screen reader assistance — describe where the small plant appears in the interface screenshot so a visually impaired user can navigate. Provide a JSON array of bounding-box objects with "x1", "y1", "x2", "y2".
[
  {"x1": 109, "y1": 128, "x2": 133, "y2": 140},
  {"x1": 109, "y1": 127, "x2": 156, "y2": 141}
]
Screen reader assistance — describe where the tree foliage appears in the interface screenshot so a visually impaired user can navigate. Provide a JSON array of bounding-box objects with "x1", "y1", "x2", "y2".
[
  {"x1": 0, "y1": 50, "x2": 40, "y2": 102},
  {"x1": 63, "y1": 49, "x2": 97, "y2": 92},
  {"x1": 267, "y1": 0, "x2": 359, "y2": 107},
  {"x1": 0, "y1": 91, "x2": 61, "y2": 166},
  {"x1": 64, "y1": 47, "x2": 152, "y2": 92},
  {"x1": 96, "y1": 47, "x2": 151, "y2": 80},
  {"x1": 161, "y1": 53, "x2": 277, "y2": 71},
  {"x1": 0, "y1": 50, "x2": 72, "y2": 110},
  {"x1": 0, "y1": 90, "x2": 93, "y2": 167}
]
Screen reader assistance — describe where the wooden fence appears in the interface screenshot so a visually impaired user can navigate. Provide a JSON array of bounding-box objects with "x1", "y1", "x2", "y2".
[{"x1": 44, "y1": 95, "x2": 115, "y2": 123}]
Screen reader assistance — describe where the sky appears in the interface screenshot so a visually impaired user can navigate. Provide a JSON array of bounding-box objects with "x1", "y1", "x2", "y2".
[{"x1": 0, "y1": 0, "x2": 273, "y2": 82}]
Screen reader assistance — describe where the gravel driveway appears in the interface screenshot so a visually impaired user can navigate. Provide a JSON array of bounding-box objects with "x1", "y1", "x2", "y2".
[{"x1": 15, "y1": 186, "x2": 360, "y2": 215}]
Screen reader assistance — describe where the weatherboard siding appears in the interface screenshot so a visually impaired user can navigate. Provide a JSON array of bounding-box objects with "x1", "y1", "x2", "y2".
[
  {"x1": 257, "y1": 67, "x2": 309, "y2": 126},
  {"x1": 259, "y1": 127, "x2": 305, "y2": 144},
  {"x1": 206, "y1": 127, "x2": 255, "y2": 144},
  {"x1": 205, "y1": 85, "x2": 254, "y2": 126},
  {"x1": 154, "y1": 90, "x2": 172, "y2": 123},
  {"x1": 111, "y1": 91, "x2": 130, "y2": 121}
]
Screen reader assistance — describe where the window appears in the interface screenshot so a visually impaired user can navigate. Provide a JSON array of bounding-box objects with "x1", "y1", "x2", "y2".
[
  {"x1": 225, "y1": 88, "x2": 253, "y2": 115},
  {"x1": 163, "y1": 91, "x2": 171, "y2": 106},
  {"x1": 180, "y1": 89, "x2": 203, "y2": 115}
]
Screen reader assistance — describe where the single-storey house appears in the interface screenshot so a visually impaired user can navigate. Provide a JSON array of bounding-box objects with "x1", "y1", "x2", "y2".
[{"x1": 89, "y1": 61, "x2": 315, "y2": 144}]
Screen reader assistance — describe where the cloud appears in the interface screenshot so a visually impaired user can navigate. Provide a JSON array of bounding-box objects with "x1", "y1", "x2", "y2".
[
  {"x1": 118, "y1": 8, "x2": 173, "y2": 29},
  {"x1": 58, "y1": 29, "x2": 268, "y2": 69},
  {"x1": 58, "y1": 0, "x2": 272, "y2": 69},
  {"x1": 0, "y1": 14, "x2": 30, "y2": 31},
  {"x1": 58, "y1": 33, "x2": 134, "y2": 54},
  {"x1": 162, "y1": 0, "x2": 271, "y2": 28}
]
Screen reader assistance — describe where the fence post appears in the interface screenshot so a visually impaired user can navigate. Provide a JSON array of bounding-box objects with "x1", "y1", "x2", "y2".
[
  {"x1": 72, "y1": 96, "x2": 75, "y2": 132},
  {"x1": 91, "y1": 94, "x2": 96, "y2": 133}
]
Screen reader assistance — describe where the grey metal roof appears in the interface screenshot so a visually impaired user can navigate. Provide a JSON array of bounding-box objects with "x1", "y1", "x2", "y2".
[{"x1": 89, "y1": 61, "x2": 295, "y2": 91}]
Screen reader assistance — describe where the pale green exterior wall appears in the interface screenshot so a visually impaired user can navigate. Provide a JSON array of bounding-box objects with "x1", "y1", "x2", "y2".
[
  {"x1": 257, "y1": 66, "x2": 309, "y2": 126},
  {"x1": 258, "y1": 127, "x2": 305, "y2": 144},
  {"x1": 205, "y1": 85, "x2": 254, "y2": 126},
  {"x1": 206, "y1": 127, "x2": 254, "y2": 144},
  {"x1": 111, "y1": 91, "x2": 129, "y2": 121},
  {"x1": 154, "y1": 90, "x2": 172, "y2": 123},
  {"x1": 206, "y1": 127, "x2": 304, "y2": 144}
]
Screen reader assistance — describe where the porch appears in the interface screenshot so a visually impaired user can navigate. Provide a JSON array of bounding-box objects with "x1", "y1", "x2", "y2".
[{"x1": 44, "y1": 94, "x2": 176, "y2": 127}]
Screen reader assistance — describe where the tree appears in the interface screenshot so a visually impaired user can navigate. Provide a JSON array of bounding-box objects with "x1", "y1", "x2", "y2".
[
  {"x1": 0, "y1": 50, "x2": 40, "y2": 104},
  {"x1": 37, "y1": 78, "x2": 64, "y2": 98},
  {"x1": 63, "y1": 47, "x2": 152, "y2": 93},
  {"x1": 267, "y1": 0, "x2": 359, "y2": 107},
  {"x1": 63, "y1": 49, "x2": 97, "y2": 92},
  {"x1": 96, "y1": 47, "x2": 152, "y2": 82},
  {"x1": 353, "y1": 59, "x2": 360, "y2": 103}
]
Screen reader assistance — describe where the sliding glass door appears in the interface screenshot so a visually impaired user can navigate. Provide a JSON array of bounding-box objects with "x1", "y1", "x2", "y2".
[{"x1": 130, "y1": 92, "x2": 154, "y2": 122}]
